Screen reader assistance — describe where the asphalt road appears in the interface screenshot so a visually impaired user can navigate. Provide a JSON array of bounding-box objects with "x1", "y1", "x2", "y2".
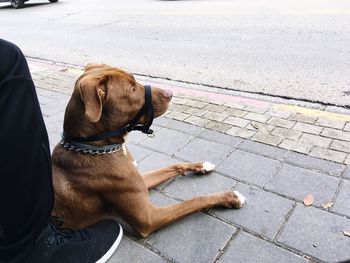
[{"x1": 1, "y1": 0, "x2": 350, "y2": 107}]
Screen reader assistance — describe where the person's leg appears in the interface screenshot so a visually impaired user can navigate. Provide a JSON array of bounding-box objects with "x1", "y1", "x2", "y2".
[
  {"x1": 0, "y1": 38, "x2": 54, "y2": 263},
  {"x1": 0, "y1": 39, "x2": 123, "y2": 263}
]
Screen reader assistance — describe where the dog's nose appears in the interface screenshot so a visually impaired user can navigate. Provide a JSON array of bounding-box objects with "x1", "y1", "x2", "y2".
[{"x1": 163, "y1": 90, "x2": 173, "y2": 100}]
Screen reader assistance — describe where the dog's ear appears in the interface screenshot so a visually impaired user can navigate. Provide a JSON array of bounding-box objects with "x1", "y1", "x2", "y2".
[{"x1": 79, "y1": 76, "x2": 108, "y2": 122}]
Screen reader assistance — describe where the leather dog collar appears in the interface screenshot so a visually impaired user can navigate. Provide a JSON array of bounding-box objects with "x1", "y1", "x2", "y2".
[{"x1": 62, "y1": 85, "x2": 155, "y2": 144}]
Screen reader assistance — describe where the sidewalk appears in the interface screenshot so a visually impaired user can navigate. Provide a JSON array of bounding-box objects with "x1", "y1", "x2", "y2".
[{"x1": 29, "y1": 58, "x2": 350, "y2": 263}]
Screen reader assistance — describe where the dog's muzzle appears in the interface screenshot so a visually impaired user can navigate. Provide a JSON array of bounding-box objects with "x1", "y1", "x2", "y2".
[{"x1": 62, "y1": 85, "x2": 155, "y2": 143}]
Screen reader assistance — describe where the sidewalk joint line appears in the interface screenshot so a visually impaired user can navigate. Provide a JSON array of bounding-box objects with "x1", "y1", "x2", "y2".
[{"x1": 212, "y1": 229, "x2": 241, "y2": 263}]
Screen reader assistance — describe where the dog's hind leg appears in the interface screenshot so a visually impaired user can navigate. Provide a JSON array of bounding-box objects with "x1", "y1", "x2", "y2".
[{"x1": 142, "y1": 162, "x2": 207, "y2": 190}]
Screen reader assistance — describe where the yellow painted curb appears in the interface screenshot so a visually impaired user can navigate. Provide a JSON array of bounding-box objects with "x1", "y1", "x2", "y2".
[{"x1": 274, "y1": 104, "x2": 350, "y2": 122}]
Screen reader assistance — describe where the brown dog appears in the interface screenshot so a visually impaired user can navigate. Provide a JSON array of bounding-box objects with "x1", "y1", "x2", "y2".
[{"x1": 52, "y1": 63, "x2": 245, "y2": 238}]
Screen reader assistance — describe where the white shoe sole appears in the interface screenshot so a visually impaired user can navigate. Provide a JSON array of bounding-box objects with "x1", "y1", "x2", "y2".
[{"x1": 95, "y1": 224, "x2": 123, "y2": 263}]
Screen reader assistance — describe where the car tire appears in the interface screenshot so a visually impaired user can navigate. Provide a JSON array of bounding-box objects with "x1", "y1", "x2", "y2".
[{"x1": 11, "y1": 0, "x2": 25, "y2": 8}]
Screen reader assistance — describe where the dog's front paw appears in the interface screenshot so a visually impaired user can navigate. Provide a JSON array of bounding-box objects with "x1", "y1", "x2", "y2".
[
  {"x1": 233, "y1": 190, "x2": 246, "y2": 208},
  {"x1": 195, "y1": 161, "x2": 216, "y2": 174},
  {"x1": 221, "y1": 190, "x2": 246, "y2": 208}
]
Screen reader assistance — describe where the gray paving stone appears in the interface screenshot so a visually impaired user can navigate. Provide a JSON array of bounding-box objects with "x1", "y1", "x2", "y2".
[
  {"x1": 204, "y1": 103, "x2": 228, "y2": 113},
  {"x1": 149, "y1": 190, "x2": 177, "y2": 206},
  {"x1": 214, "y1": 183, "x2": 294, "y2": 239},
  {"x1": 298, "y1": 133, "x2": 332, "y2": 148},
  {"x1": 163, "y1": 119, "x2": 204, "y2": 136},
  {"x1": 330, "y1": 139, "x2": 350, "y2": 153},
  {"x1": 289, "y1": 113, "x2": 317, "y2": 124},
  {"x1": 109, "y1": 236, "x2": 165, "y2": 263},
  {"x1": 267, "y1": 109, "x2": 292, "y2": 119},
  {"x1": 271, "y1": 127, "x2": 302, "y2": 141},
  {"x1": 171, "y1": 97, "x2": 190, "y2": 105},
  {"x1": 175, "y1": 138, "x2": 232, "y2": 164},
  {"x1": 205, "y1": 121, "x2": 232, "y2": 133},
  {"x1": 223, "y1": 108, "x2": 247, "y2": 118},
  {"x1": 147, "y1": 192, "x2": 236, "y2": 263},
  {"x1": 251, "y1": 132, "x2": 282, "y2": 146},
  {"x1": 238, "y1": 140, "x2": 288, "y2": 160},
  {"x1": 166, "y1": 111, "x2": 190, "y2": 121},
  {"x1": 279, "y1": 139, "x2": 312, "y2": 154},
  {"x1": 198, "y1": 129, "x2": 243, "y2": 147},
  {"x1": 127, "y1": 130, "x2": 149, "y2": 144},
  {"x1": 309, "y1": 147, "x2": 346, "y2": 163},
  {"x1": 343, "y1": 166, "x2": 350, "y2": 179},
  {"x1": 332, "y1": 180, "x2": 350, "y2": 217},
  {"x1": 344, "y1": 122, "x2": 350, "y2": 131},
  {"x1": 169, "y1": 103, "x2": 190, "y2": 113},
  {"x1": 42, "y1": 101, "x2": 69, "y2": 116},
  {"x1": 285, "y1": 151, "x2": 344, "y2": 177},
  {"x1": 185, "y1": 115, "x2": 211, "y2": 127},
  {"x1": 244, "y1": 105, "x2": 269, "y2": 114},
  {"x1": 321, "y1": 127, "x2": 350, "y2": 142},
  {"x1": 246, "y1": 122, "x2": 275, "y2": 133},
  {"x1": 217, "y1": 150, "x2": 281, "y2": 187},
  {"x1": 46, "y1": 121, "x2": 62, "y2": 146},
  {"x1": 185, "y1": 99, "x2": 208, "y2": 109},
  {"x1": 316, "y1": 117, "x2": 345, "y2": 129},
  {"x1": 184, "y1": 106, "x2": 209, "y2": 117},
  {"x1": 126, "y1": 144, "x2": 152, "y2": 162},
  {"x1": 267, "y1": 117, "x2": 295, "y2": 129},
  {"x1": 278, "y1": 204, "x2": 350, "y2": 262},
  {"x1": 48, "y1": 132, "x2": 61, "y2": 148},
  {"x1": 207, "y1": 98, "x2": 225, "y2": 106},
  {"x1": 152, "y1": 116, "x2": 171, "y2": 127},
  {"x1": 265, "y1": 164, "x2": 340, "y2": 207},
  {"x1": 345, "y1": 154, "x2": 350, "y2": 165},
  {"x1": 203, "y1": 111, "x2": 229, "y2": 122},
  {"x1": 219, "y1": 231, "x2": 307, "y2": 263},
  {"x1": 223, "y1": 116, "x2": 250, "y2": 127},
  {"x1": 45, "y1": 118, "x2": 63, "y2": 133},
  {"x1": 223, "y1": 101, "x2": 246, "y2": 109},
  {"x1": 38, "y1": 94, "x2": 56, "y2": 105},
  {"x1": 138, "y1": 152, "x2": 181, "y2": 174},
  {"x1": 244, "y1": 112, "x2": 270, "y2": 123},
  {"x1": 36, "y1": 88, "x2": 70, "y2": 100},
  {"x1": 226, "y1": 126, "x2": 256, "y2": 139},
  {"x1": 140, "y1": 128, "x2": 194, "y2": 155},
  {"x1": 292, "y1": 122, "x2": 323, "y2": 135},
  {"x1": 162, "y1": 172, "x2": 237, "y2": 200},
  {"x1": 43, "y1": 112, "x2": 64, "y2": 125}
]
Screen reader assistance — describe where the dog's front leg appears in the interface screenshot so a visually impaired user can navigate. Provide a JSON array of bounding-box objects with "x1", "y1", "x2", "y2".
[
  {"x1": 104, "y1": 170, "x2": 245, "y2": 239},
  {"x1": 142, "y1": 162, "x2": 209, "y2": 190},
  {"x1": 133, "y1": 191, "x2": 244, "y2": 238}
]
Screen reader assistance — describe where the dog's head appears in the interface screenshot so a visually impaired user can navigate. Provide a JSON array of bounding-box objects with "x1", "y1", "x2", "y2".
[{"x1": 63, "y1": 64, "x2": 172, "y2": 142}]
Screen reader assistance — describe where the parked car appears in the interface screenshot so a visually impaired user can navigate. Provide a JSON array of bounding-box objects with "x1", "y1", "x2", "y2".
[{"x1": 0, "y1": 0, "x2": 58, "y2": 9}]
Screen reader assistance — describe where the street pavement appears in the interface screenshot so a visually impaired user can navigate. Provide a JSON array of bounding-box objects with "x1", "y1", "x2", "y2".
[
  {"x1": 1, "y1": 0, "x2": 350, "y2": 106},
  {"x1": 29, "y1": 58, "x2": 350, "y2": 263}
]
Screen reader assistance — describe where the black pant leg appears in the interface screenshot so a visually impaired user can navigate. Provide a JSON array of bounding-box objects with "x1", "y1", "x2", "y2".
[{"x1": 0, "y1": 39, "x2": 54, "y2": 263}]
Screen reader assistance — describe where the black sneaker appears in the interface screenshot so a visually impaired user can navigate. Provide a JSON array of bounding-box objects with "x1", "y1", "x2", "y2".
[{"x1": 27, "y1": 219, "x2": 123, "y2": 263}]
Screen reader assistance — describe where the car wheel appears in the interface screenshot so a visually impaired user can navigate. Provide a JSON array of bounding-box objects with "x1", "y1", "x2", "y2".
[
  {"x1": 49, "y1": 0, "x2": 58, "y2": 2},
  {"x1": 11, "y1": 0, "x2": 25, "y2": 8}
]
